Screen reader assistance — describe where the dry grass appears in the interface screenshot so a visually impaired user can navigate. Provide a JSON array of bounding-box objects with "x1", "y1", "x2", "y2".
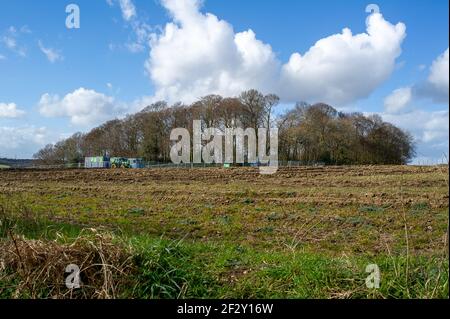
[
  {"x1": 0, "y1": 165, "x2": 448, "y2": 299},
  {"x1": 0, "y1": 228, "x2": 133, "y2": 299}
]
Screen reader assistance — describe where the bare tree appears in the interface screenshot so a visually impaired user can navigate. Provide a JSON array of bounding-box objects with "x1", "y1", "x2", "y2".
[{"x1": 34, "y1": 91, "x2": 416, "y2": 166}]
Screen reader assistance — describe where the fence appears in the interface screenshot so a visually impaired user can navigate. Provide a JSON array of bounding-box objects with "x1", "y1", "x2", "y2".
[
  {"x1": 143, "y1": 161, "x2": 322, "y2": 168},
  {"x1": 3, "y1": 161, "x2": 321, "y2": 170}
]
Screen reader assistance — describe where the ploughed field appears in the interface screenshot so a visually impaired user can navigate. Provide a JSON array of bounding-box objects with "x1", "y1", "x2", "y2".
[{"x1": 0, "y1": 166, "x2": 448, "y2": 298}]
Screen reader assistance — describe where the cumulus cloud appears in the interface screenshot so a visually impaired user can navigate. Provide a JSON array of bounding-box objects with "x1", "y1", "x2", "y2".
[
  {"x1": 38, "y1": 88, "x2": 126, "y2": 127},
  {"x1": 381, "y1": 48, "x2": 449, "y2": 162},
  {"x1": 146, "y1": 0, "x2": 276, "y2": 103},
  {"x1": 38, "y1": 40, "x2": 63, "y2": 63},
  {"x1": 406, "y1": 48, "x2": 449, "y2": 104},
  {"x1": 422, "y1": 112, "x2": 449, "y2": 143},
  {"x1": 384, "y1": 48, "x2": 449, "y2": 108},
  {"x1": 380, "y1": 109, "x2": 449, "y2": 163},
  {"x1": 383, "y1": 87, "x2": 412, "y2": 113},
  {"x1": 0, "y1": 126, "x2": 48, "y2": 157},
  {"x1": 145, "y1": 0, "x2": 406, "y2": 104},
  {"x1": 425, "y1": 48, "x2": 449, "y2": 103},
  {"x1": 382, "y1": 110, "x2": 449, "y2": 144},
  {"x1": 0, "y1": 103, "x2": 26, "y2": 118},
  {"x1": 280, "y1": 14, "x2": 405, "y2": 104}
]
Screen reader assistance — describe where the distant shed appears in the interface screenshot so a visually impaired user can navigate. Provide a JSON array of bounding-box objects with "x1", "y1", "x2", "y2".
[
  {"x1": 128, "y1": 158, "x2": 145, "y2": 169},
  {"x1": 85, "y1": 156, "x2": 110, "y2": 169}
]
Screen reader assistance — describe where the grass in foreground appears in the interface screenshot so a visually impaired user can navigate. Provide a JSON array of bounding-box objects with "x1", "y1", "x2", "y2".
[
  {"x1": 0, "y1": 212, "x2": 448, "y2": 299},
  {"x1": 0, "y1": 166, "x2": 448, "y2": 299}
]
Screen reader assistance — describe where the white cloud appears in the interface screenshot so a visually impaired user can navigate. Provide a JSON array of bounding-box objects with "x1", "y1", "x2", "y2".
[
  {"x1": 145, "y1": 0, "x2": 406, "y2": 104},
  {"x1": 380, "y1": 110, "x2": 449, "y2": 162},
  {"x1": 125, "y1": 41, "x2": 145, "y2": 53},
  {"x1": 280, "y1": 13, "x2": 406, "y2": 105},
  {"x1": 0, "y1": 54, "x2": 5, "y2": 60},
  {"x1": 422, "y1": 111, "x2": 449, "y2": 143},
  {"x1": 361, "y1": 109, "x2": 449, "y2": 164},
  {"x1": 381, "y1": 49, "x2": 449, "y2": 162},
  {"x1": 38, "y1": 40, "x2": 63, "y2": 63},
  {"x1": 0, "y1": 126, "x2": 48, "y2": 157},
  {"x1": 384, "y1": 48, "x2": 449, "y2": 108},
  {"x1": 20, "y1": 25, "x2": 31, "y2": 34},
  {"x1": 38, "y1": 88, "x2": 126, "y2": 127},
  {"x1": 418, "y1": 64, "x2": 426, "y2": 71},
  {"x1": 0, "y1": 103, "x2": 26, "y2": 118},
  {"x1": 384, "y1": 87, "x2": 412, "y2": 113},
  {"x1": 107, "y1": 0, "x2": 152, "y2": 54},
  {"x1": 1, "y1": 26, "x2": 28, "y2": 57},
  {"x1": 119, "y1": 0, "x2": 137, "y2": 21},
  {"x1": 2, "y1": 36, "x2": 16, "y2": 49},
  {"x1": 406, "y1": 48, "x2": 450, "y2": 104},
  {"x1": 106, "y1": 0, "x2": 137, "y2": 21},
  {"x1": 146, "y1": 0, "x2": 275, "y2": 103},
  {"x1": 127, "y1": 21, "x2": 153, "y2": 53},
  {"x1": 2, "y1": 35, "x2": 26, "y2": 57},
  {"x1": 128, "y1": 95, "x2": 160, "y2": 113},
  {"x1": 426, "y1": 48, "x2": 449, "y2": 103}
]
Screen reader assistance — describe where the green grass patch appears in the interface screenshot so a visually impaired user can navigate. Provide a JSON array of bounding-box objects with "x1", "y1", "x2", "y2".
[
  {"x1": 0, "y1": 213, "x2": 448, "y2": 299},
  {"x1": 359, "y1": 205, "x2": 385, "y2": 213}
]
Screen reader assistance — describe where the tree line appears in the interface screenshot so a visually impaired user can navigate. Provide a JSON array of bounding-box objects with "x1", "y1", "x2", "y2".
[{"x1": 34, "y1": 89, "x2": 415, "y2": 165}]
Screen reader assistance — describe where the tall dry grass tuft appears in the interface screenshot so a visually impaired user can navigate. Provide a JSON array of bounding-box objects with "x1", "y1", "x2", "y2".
[
  {"x1": 0, "y1": 228, "x2": 134, "y2": 299},
  {"x1": 431, "y1": 157, "x2": 449, "y2": 298}
]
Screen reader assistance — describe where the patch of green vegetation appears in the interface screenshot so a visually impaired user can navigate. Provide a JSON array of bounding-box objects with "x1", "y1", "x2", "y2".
[
  {"x1": 0, "y1": 165, "x2": 448, "y2": 299},
  {"x1": 217, "y1": 215, "x2": 232, "y2": 225},
  {"x1": 129, "y1": 237, "x2": 218, "y2": 298},
  {"x1": 359, "y1": 205, "x2": 385, "y2": 213},
  {"x1": 127, "y1": 208, "x2": 145, "y2": 216},
  {"x1": 346, "y1": 216, "x2": 367, "y2": 226},
  {"x1": 296, "y1": 203, "x2": 319, "y2": 214},
  {"x1": 410, "y1": 202, "x2": 431, "y2": 214},
  {"x1": 266, "y1": 212, "x2": 283, "y2": 221},
  {"x1": 0, "y1": 214, "x2": 83, "y2": 241},
  {"x1": 242, "y1": 198, "x2": 255, "y2": 204},
  {"x1": 255, "y1": 226, "x2": 274, "y2": 234},
  {"x1": 0, "y1": 214, "x2": 448, "y2": 299},
  {"x1": 178, "y1": 219, "x2": 199, "y2": 226}
]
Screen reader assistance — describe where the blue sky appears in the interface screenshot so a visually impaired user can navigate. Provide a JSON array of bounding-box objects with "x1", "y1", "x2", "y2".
[{"x1": 0, "y1": 0, "x2": 448, "y2": 162}]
